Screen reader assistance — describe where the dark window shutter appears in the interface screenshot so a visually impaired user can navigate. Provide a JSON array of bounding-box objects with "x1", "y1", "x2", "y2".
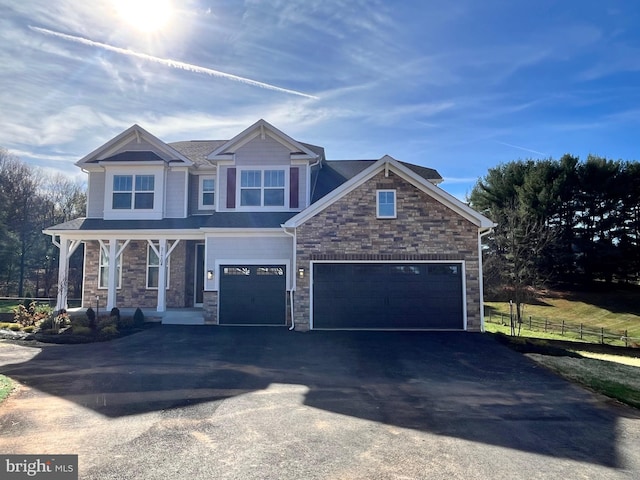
[
  {"x1": 227, "y1": 168, "x2": 236, "y2": 208},
  {"x1": 290, "y1": 167, "x2": 299, "y2": 208}
]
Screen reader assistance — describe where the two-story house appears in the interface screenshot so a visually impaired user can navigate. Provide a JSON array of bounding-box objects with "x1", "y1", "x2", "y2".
[{"x1": 44, "y1": 119, "x2": 494, "y2": 331}]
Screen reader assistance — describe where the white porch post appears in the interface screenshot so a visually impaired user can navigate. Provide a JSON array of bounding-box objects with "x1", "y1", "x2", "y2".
[
  {"x1": 56, "y1": 237, "x2": 69, "y2": 311},
  {"x1": 157, "y1": 238, "x2": 167, "y2": 313},
  {"x1": 107, "y1": 239, "x2": 118, "y2": 310}
]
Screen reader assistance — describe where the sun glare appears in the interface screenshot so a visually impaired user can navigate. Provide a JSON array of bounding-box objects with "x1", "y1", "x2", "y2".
[{"x1": 113, "y1": 0, "x2": 172, "y2": 33}]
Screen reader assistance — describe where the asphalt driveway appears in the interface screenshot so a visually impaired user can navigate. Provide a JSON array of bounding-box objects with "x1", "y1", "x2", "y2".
[{"x1": 1, "y1": 327, "x2": 639, "y2": 479}]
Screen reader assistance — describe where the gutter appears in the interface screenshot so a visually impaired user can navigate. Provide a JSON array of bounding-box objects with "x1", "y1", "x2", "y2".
[{"x1": 282, "y1": 226, "x2": 297, "y2": 331}]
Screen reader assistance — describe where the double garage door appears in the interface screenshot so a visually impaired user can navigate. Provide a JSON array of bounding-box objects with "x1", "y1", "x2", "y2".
[{"x1": 313, "y1": 262, "x2": 464, "y2": 330}]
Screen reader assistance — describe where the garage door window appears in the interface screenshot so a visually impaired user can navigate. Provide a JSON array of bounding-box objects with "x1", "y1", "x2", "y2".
[{"x1": 377, "y1": 190, "x2": 396, "y2": 218}]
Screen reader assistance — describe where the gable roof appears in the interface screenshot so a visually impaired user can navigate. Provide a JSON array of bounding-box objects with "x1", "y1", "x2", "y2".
[
  {"x1": 311, "y1": 160, "x2": 442, "y2": 203},
  {"x1": 285, "y1": 155, "x2": 494, "y2": 230},
  {"x1": 76, "y1": 124, "x2": 193, "y2": 167},
  {"x1": 206, "y1": 119, "x2": 320, "y2": 161},
  {"x1": 169, "y1": 140, "x2": 227, "y2": 168}
]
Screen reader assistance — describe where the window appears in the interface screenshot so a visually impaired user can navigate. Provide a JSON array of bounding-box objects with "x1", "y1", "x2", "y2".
[
  {"x1": 377, "y1": 190, "x2": 396, "y2": 218},
  {"x1": 240, "y1": 169, "x2": 285, "y2": 207},
  {"x1": 147, "y1": 243, "x2": 170, "y2": 289},
  {"x1": 99, "y1": 246, "x2": 121, "y2": 289},
  {"x1": 201, "y1": 177, "x2": 215, "y2": 208},
  {"x1": 112, "y1": 175, "x2": 154, "y2": 210}
]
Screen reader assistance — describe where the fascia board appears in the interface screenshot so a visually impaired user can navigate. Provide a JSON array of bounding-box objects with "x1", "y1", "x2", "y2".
[
  {"x1": 388, "y1": 159, "x2": 495, "y2": 228},
  {"x1": 76, "y1": 124, "x2": 193, "y2": 167},
  {"x1": 42, "y1": 229, "x2": 204, "y2": 240},
  {"x1": 206, "y1": 119, "x2": 318, "y2": 160}
]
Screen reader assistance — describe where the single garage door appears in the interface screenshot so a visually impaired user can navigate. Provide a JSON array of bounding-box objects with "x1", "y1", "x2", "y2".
[
  {"x1": 313, "y1": 263, "x2": 464, "y2": 330},
  {"x1": 219, "y1": 265, "x2": 286, "y2": 325}
]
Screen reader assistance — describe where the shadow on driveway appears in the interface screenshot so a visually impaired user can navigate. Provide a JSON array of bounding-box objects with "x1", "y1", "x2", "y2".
[{"x1": 0, "y1": 327, "x2": 635, "y2": 468}]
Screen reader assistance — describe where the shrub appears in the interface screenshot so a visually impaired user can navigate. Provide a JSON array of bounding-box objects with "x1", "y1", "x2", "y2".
[
  {"x1": 97, "y1": 316, "x2": 117, "y2": 330},
  {"x1": 54, "y1": 311, "x2": 70, "y2": 330},
  {"x1": 86, "y1": 307, "x2": 96, "y2": 330},
  {"x1": 110, "y1": 307, "x2": 120, "y2": 321},
  {"x1": 99, "y1": 325, "x2": 118, "y2": 336},
  {"x1": 8, "y1": 324, "x2": 21, "y2": 331},
  {"x1": 72, "y1": 326, "x2": 92, "y2": 336},
  {"x1": 118, "y1": 315, "x2": 134, "y2": 330},
  {"x1": 0, "y1": 323, "x2": 13, "y2": 330},
  {"x1": 133, "y1": 308, "x2": 144, "y2": 326},
  {"x1": 72, "y1": 316, "x2": 89, "y2": 328},
  {"x1": 13, "y1": 302, "x2": 53, "y2": 328},
  {"x1": 22, "y1": 326, "x2": 35, "y2": 333},
  {"x1": 39, "y1": 317, "x2": 54, "y2": 330}
]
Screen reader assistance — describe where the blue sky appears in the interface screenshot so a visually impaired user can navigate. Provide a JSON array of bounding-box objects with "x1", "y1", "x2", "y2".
[{"x1": 1, "y1": 0, "x2": 640, "y2": 199}]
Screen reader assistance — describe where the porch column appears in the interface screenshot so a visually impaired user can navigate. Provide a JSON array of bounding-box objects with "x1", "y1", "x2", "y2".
[
  {"x1": 56, "y1": 237, "x2": 69, "y2": 311},
  {"x1": 157, "y1": 238, "x2": 167, "y2": 313},
  {"x1": 107, "y1": 239, "x2": 118, "y2": 310},
  {"x1": 53, "y1": 236, "x2": 82, "y2": 312}
]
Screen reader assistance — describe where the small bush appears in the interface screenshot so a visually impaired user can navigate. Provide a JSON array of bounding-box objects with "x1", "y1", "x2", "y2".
[
  {"x1": 22, "y1": 326, "x2": 35, "y2": 333},
  {"x1": 8, "y1": 324, "x2": 21, "y2": 331},
  {"x1": 72, "y1": 316, "x2": 89, "y2": 328},
  {"x1": 39, "y1": 317, "x2": 54, "y2": 330},
  {"x1": 72, "y1": 326, "x2": 92, "y2": 336},
  {"x1": 118, "y1": 316, "x2": 134, "y2": 330},
  {"x1": 97, "y1": 316, "x2": 117, "y2": 330},
  {"x1": 86, "y1": 307, "x2": 96, "y2": 325},
  {"x1": 13, "y1": 302, "x2": 52, "y2": 327},
  {"x1": 99, "y1": 325, "x2": 118, "y2": 336},
  {"x1": 133, "y1": 308, "x2": 145, "y2": 326},
  {"x1": 110, "y1": 307, "x2": 120, "y2": 321},
  {"x1": 0, "y1": 322, "x2": 13, "y2": 330}
]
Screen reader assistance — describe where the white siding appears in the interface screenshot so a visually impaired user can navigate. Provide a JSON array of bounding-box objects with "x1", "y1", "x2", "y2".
[
  {"x1": 205, "y1": 235, "x2": 293, "y2": 290},
  {"x1": 165, "y1": 170, "x2": 186, "y2": 218},
  {"x1": 235, "y1": 136, "x2": 291, "y2": 165},
  {"x1": 87, "y1": 171, "x2": 105, "y2": 218},
  {"x1": 297, "y1": 164, "x2": 308, "y2": 209},
  {"x1": 218, "y1": 165, "x2": 230, "y2": 211}
]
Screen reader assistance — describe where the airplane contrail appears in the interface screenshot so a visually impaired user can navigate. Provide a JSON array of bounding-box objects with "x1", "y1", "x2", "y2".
[
  {"x1": 29, "y1": 26, "x2": 319, "y2": 100},
  {"x1": 496, "y1": 141, "x2": 548, "y2": 157}
]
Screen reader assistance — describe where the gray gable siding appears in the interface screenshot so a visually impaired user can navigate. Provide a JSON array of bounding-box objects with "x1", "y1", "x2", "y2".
[
  {"x1": 165, "y1": 170, "x2": 186, "y2": 218},
  {"x1": 235, "y1": 136, "x2": 291, "y2": 165},
  {"x1": 87, "y1": 171, "x2": 105, "y2": 218},
  {"x1": 96, "y1": 138, "x2": 170, "y2": 161}
]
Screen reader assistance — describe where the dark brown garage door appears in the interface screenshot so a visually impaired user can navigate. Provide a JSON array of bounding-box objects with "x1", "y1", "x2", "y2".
[
  {"x1": 312, "y1": 263, "x2": 464, "y2": 330},
  {"x1": 219, "y1": 265, "x2": 286, "y2": 325}
]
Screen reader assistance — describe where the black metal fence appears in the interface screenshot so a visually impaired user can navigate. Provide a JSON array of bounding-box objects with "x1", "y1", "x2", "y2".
[{"x1": 485, "y1": 309, "x2": 640, "y2": 348}]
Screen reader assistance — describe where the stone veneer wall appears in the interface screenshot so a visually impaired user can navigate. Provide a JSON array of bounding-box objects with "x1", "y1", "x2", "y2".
[
  {"x1": 203, "y1": 291, "x2": 218, "y2": 324},
  {"x1": 83, "y1": 240, "x2": 187, "y2": 309},
  {"x1": 294, "y1": 170, "x2": 481, "y2": 331}
]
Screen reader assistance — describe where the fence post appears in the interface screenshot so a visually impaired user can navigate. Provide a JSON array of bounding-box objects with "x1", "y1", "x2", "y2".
[
  {"x1": 625, "y1": 330, "x2": 628, "y2": 348},
  {"x1": 529, "y1": 316, "x2": 532, "y2": 329},
  {"x1": 580, "y1": 323, "x2": 583, "y2": 340},
  {"x1": 561, "y1": 320, "x2": 565, "y2": 336},
  {"x1": 544, "y1": 319, "x2": 548, "y2": 333},
  {"x1": 601, "y1": 327, "x2": 604, "y2": 345}
]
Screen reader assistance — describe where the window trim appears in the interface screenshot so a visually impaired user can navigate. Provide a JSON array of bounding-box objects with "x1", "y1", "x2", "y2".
[
  {"x1": 146, "y1": 243, "x2": 170, "y2": 290},
  {"x1": 198, "y1": 175, "x2": 216, "y2": 210},
  {"x1": 104, "y1": 167, "x2": 164, "y2": 220},
  {"x1": 236, "y1": 167, "x2": 289, "y2": 210},
  {"x1": 376, "y1": 189, "x2": 397, "y2": 218}
]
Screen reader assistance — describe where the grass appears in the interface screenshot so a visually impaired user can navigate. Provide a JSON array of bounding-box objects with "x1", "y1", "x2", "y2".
[
  {"x1": 527, "y1": 353, "x2": 640, "y2": 409},
  {"x1": 0, "y1": 374, "x2": 14, "y2": 404},
  {"x1": 485, "y1": 286, "x2": 640, "y2": 346}
]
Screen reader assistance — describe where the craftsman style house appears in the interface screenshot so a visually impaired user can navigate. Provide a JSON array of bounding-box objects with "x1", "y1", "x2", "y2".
[{"x1": 45, "y1": 119, "x2": 494, "y2": 331}]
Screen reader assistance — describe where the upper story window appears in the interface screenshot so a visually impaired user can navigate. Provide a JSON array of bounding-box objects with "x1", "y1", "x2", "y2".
[
  {"x1": 199, "y1": 176, "x2": 215, "y2": 209},
  {"x1": 377, "y1": 190, "x2": 396, "y2": 218},
  {"x1": 112, "y1": 174, "x2": 155, "y2": 210},
  {"x1": 240, "y1": 169, "x2": 285, "y2": 207}
]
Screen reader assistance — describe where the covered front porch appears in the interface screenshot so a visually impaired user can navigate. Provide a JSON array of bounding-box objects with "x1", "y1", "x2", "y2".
[{"x1": 66, "y1": 307, "x2": 207, "y2": 325}]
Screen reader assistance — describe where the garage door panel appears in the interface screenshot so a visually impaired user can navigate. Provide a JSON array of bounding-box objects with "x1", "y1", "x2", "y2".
[
  {"x1": 219, "y1": 265, "x2": 286, "y2": 325},
  {"x1": 313, "y1": 263, "x2": 464, "y2": 330}
]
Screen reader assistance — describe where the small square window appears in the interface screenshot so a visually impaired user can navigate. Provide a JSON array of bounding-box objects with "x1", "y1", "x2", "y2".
[{"x1": 377, "y1": 190, "x2": 396, "y2": 218}]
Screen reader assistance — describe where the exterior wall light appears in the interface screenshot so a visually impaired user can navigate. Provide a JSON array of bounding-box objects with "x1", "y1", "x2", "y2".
[
  {"x1": 207, "y1": 270, "x2": 214, "y2": 280},
  {"x1": 298, "y1": 267, "x2": 305, "y2": 278}
]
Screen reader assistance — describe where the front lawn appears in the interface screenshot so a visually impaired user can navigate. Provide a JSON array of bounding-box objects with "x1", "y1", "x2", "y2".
[{"x1": 0, "y1": 375, "x2": 13, "y2": 404}]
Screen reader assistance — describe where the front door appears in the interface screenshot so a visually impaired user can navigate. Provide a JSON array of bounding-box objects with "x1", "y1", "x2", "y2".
[{"x1": 194, "y1": 244, "x2": 204, "y2": 306}]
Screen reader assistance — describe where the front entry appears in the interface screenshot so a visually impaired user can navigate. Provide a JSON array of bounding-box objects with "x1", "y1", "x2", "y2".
[{"x1": 219, "y1": 265, "x2": 286, "y2": 325}]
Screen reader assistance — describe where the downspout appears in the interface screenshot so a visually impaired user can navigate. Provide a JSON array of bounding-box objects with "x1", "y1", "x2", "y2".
[
  {"x1": 282, "y1": 226, "x2": 297, "y2": 331},
  {"x1": 478, "y1": 226, "x2": 494, "y2": 332}
]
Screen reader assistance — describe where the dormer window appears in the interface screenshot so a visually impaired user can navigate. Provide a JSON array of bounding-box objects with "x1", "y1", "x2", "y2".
[
  {"x1": 112, "y1": 174, "x2": 155, "y2": 210},
  {"x1": 240, "y1": 169, "x2": 285, "y2": 207}
]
